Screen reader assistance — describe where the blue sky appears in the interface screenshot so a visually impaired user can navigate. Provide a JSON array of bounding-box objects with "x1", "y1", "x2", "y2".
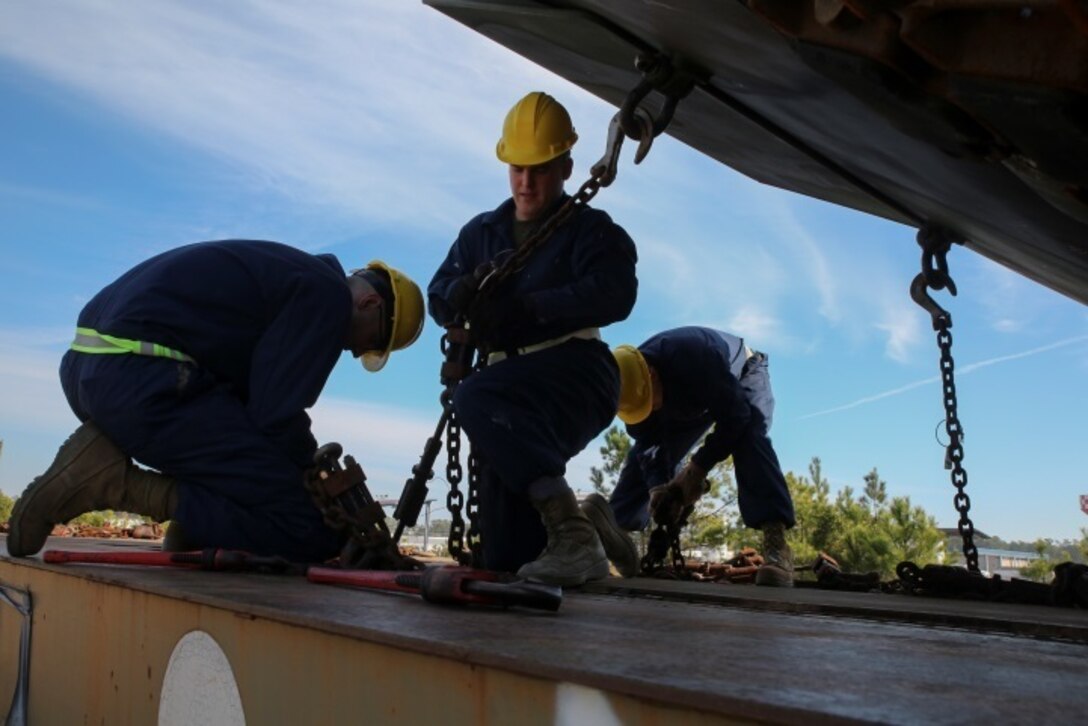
[{"x1": 1, "y1": 1, "x2": 1085, "y2": 543}]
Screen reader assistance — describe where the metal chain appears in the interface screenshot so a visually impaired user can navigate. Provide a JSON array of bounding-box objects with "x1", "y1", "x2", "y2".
[
  {"x1": 639, "y1": 506, "x2": 692, "y2": 576},
  {"x1": 471, "y1": 169, "x2": 609, "y2": 316},
  {"x1": 466, "y1": 448, "x2": 483, "y2": 567},
  {"x1": 909, "y1": 227, "x2": 978, "y2": 573},
  {"x1": 668, "y1": 518, "x2": 688, "y2": 572},
  {"x1": 936, "y1": 321, "x2": 979, "y2": 572},
  {"x1": 445, "y1": 406, "x2": 469, "y2": 565}
]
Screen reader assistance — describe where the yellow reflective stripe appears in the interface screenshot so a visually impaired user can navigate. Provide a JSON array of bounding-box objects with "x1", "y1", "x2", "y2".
[{"x1": 70, "y1": 327, "x2": 196, "y2": 365}]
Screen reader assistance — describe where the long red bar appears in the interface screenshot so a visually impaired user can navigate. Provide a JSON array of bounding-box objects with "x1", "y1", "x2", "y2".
[{"x1": 43, "y1": 549, "x2": 296, "y2": 573}]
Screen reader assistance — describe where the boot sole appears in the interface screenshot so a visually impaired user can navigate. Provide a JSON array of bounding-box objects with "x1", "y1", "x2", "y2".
[
  {"x1": 582, "y1": 494, "x2": 640, "y2": 578},
  {"x1": 8, "y1": 423, "x2": 118, "y2": 556},
  {"x1": 518, "y1": 558, "x2": 610, "y2": 588}
]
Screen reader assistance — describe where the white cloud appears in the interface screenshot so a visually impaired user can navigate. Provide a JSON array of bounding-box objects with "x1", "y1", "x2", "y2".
[
  {"x1": 874, "y1": 301, "x2": 922, "y2": 363},
  {"x1": 799, "y1": 334, "x2": 1088, "y2": 419},
  {"x1": 0, "y1": 330, "x2": 79, "y2": 435},
  {"x1": 758, "y1": 192, "x2": 840, "y2": 324},
  {"x1": 0, "y1": 1, "x2": 579, "y2": 235}
]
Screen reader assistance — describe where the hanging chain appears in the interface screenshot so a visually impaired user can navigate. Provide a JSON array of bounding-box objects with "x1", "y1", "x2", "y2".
[
  {"x1": 909, "y1": 227, "x2": 979, "y2": 573},
  {"x1": 466, "y1": 449, "x2": 483, "y2": 567},
  {"x1": 640, "y1": 504, "x2": 693, "y2": 576},
  {"x1": 445, "y1": 400, "x2": 470, "y2": 565},
  {"x1": 668, "y1": 517, "x2": 688, "y2": 573},
  {"x1": 936, "y1": 320, "x2": 978, "y2": 572}
]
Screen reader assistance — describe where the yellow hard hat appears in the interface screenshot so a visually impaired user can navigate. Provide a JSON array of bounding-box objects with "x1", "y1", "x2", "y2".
[
  {"x1": 360, "y1": 260, "x2": 424, "y2": 372},
  {"x1": 496, "y1": 92, "x2": 578, "y2": 166},
  {"x1": 613, "y1": 345, "x2": 653, "y2": 424}
]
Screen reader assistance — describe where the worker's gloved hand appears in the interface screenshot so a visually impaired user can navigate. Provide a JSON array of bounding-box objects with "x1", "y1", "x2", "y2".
[
  {"x1": 469, "y1": 297, "x2": 534, "y2": 351},
  {"x1": 448, "y1": 264, "x2": 493, "y2": 316},
  {"x1": 649, "y1": 462, "x2": 708, "y2": 526},
  {"x1": 447, "y1": 273, "x2": 479, "y2": 316}
]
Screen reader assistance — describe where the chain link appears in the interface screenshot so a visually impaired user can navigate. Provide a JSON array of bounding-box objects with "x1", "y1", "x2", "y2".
[
  {"x1": 445, "y1": 407, "x2": 469, "y2": 565},
  {"x1": 936, "y1": 322, "x2": 979, "y2": 572},
  {"x1": 471, "y1": 172, "x2": 605, "y2": 318},
  {"x1": 466, "y1": 448, "x2": 483, "y2": 568}
]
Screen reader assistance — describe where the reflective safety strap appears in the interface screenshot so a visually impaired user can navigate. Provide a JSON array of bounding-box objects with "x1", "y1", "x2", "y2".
[
  {"x1": 71, "y1": 327, "x2": 196, "y2": 364},
  {"x1": 486, "y1": 327, "x2": 601, "y2": 366}
]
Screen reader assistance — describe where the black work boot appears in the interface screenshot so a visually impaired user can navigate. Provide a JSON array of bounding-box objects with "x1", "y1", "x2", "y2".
[
  {"x1": 755, "y1": 521, "x2": 794, "y2": 587},
  {"x1": 581, "y1": 493, "x2": 639, "y2": 577},
  {"x1": 517, "y1": 486, "x2": 609, "y2": 587},
  {"x1": 7, "y1": 423, "x2": 177, "y2": 557}
]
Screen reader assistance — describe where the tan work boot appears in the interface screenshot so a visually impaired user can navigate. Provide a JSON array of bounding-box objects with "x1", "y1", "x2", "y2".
[
  {"x1": 755, "y1": 521, "x2": 794, "y2": 587},
  {"x1": 581, "y1": 493, "x2": 639, "y2": 577},
  {"x1": 517, "y1": 488, "x2": 610, "y2": 586},
  {"x1": 7, "y1": 423, "x2": 177, "y2": 557}
]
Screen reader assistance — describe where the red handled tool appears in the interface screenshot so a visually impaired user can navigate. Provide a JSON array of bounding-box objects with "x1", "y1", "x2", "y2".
[
  {"x1": 43, "y1": 548, "x2": 298, "y2": 574},
  {"x1": 308, "y1": 565, "x2": 562, "y2": 612}
]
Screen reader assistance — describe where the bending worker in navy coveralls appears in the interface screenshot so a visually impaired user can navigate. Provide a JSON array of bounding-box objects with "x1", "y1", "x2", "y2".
[
  {"x1": 581, "y1": 326, "x2": 797, "y2": 586},
  {"x1": 8, "y1": 240, "x2": 425, "y2": 562},
  {"x1": 429, "y1": 92, "x2": 638, "y2": 586}
]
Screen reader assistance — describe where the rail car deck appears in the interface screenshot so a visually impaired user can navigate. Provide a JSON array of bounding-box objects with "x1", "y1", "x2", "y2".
[{"x1": 2, "y1": 536, "x2": 1086, "y2": 724}]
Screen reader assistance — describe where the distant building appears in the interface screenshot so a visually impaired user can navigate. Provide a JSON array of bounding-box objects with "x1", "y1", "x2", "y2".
[
  {"x1": 975, "y1": 547, "x2": 1041, "y2": 579},
  {"x1": 940, "y1": 529, "x2": 1041, "y2": 578}
]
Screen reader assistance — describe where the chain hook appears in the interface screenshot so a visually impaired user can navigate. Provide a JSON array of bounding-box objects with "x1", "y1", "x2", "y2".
[
  {"x1": 616, "y1": 52, "x2": 698, "y2": 161},
  {"x1": 590, "y1": 113, "x2": 627, "y2": 187},
  {"x1": 910, "y1": 227, "x2": 963, "y2": 329}
]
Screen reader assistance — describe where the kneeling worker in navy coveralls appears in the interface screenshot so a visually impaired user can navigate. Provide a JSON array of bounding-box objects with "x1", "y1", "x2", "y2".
[
  {"x1": 429, "y1": 92, "x2": 638, "y2": 586},
  {"x1": 581, "y1": 326, "x2": 797, "y2": 586},
  {"x1": 8, "y1": 240, "x2": 425, "y2": 562}
]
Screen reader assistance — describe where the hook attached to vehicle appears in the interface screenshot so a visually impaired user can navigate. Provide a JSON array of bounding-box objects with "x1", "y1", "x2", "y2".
[{"x1": 910, "y1": 226, "x2": 964, "y2": 329}]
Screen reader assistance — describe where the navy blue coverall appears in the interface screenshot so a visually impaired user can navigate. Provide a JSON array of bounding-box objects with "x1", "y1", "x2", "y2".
[
  {"x1": 429, "y1": 196, "x2": 638, "y2": 571},
  {"x1": 610, "y1": 326, "x2": 796, "y2": 532},
  {"x1": 60, "y1": 240, "x2": 350, "y2": 561}
]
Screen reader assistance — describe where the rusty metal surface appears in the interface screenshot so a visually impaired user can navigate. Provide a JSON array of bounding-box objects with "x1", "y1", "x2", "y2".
[
  {"x1": 583, "y1": 575, "x2": 1088, "y2": 643},
  {"x1": 4, "y1": 537, "x2": 1087, "y2": 724}
]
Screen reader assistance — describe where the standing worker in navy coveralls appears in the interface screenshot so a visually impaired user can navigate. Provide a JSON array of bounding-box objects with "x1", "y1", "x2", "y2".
[
  {"x1": 582, "y1": 326, "x2": 797, "y2": 586},
  {"x1": 8, "y1": 240, "x2": 425, "y2": 562},
  {"x1": 429, "y1": 92, "x2": 638, "y2": 586}
]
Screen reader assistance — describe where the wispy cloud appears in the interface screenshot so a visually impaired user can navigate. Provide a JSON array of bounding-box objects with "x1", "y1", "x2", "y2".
[
  {"x1": 874, "y1": 300, "x2": 922, "y2": 363},
  {"x1": 0, "y1": 333, "x2": 79, "y2": 433},
  {"x1": 798, "y1": 334, "x2": 1088, "y2": 419},
  {"x1": 756, "y1": 191, "x2": 840, "y2": 324},
  {"x1": 0, "y1": 1, "x2": 575, "y2": 236}
]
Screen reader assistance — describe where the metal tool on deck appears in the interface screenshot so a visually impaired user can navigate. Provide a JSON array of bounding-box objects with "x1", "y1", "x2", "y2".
[
  {"x1": 305, "y1": 442, "x2": 420, "y2": 570},
  {"x1": 42, "y1": 548, "x2": 299, "y2": 574},
  {"x1": 308, "y1": 565, "x2": 562, "y2": 612}
]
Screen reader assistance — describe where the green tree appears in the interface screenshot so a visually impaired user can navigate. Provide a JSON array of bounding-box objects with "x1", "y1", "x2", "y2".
[
  {"x1": 780, "y1": 459, "x2": 839, "y2": 567},
  {"x1": 588, "y1": 425, "x2": 631, "y2": 496},
  {"x1": 684, "y1": 458, "x2": 736, "y2": 551},
  {"x1": 861, "y1": 468, "x2": 887, "y2": 516},
  {"x1": 884, "y1": 496, "x2": 943, "y2": 566},
  {"x1": 1019, "y1": 539, "x2": 1060, "y2": 582},
  {"x1": 0, "y1": 490, "x2": 14, "y2": 524}
]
